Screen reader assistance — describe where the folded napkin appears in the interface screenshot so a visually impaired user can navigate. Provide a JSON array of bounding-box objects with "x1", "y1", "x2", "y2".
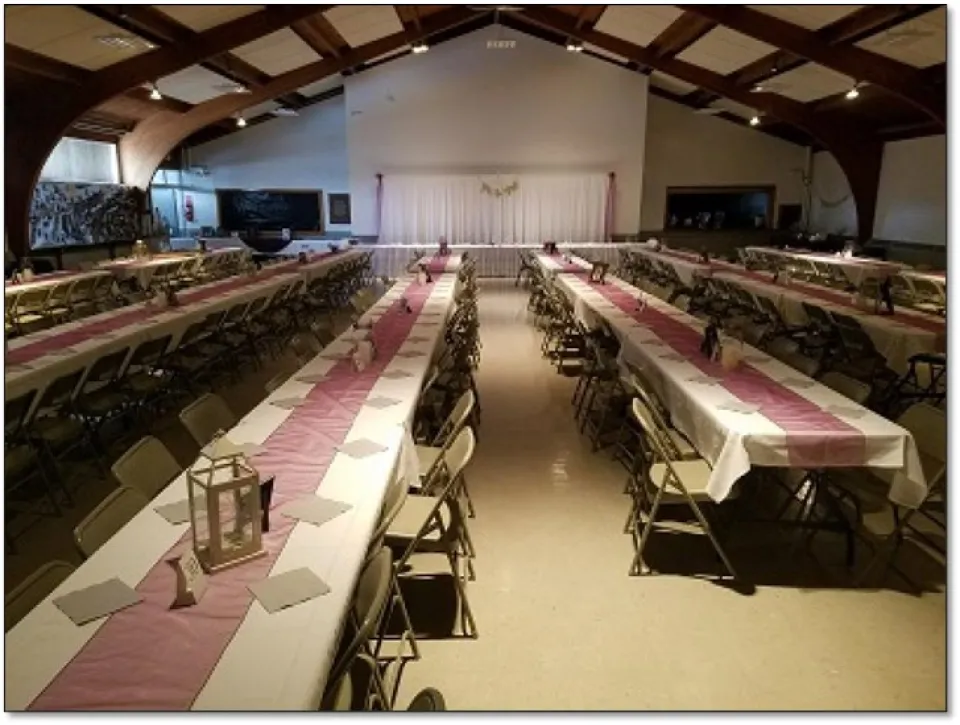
[{"x1": 249, "y1": 568, "x2": 330, "y2": 614}]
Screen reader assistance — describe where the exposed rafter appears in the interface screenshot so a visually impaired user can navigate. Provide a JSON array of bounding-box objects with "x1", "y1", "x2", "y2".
[
  {"x1": 118, "y1": 6, "x2": 485, "y2": 189},
  {"x1": 512, "y1": 6, "x2": 885, "y2": 239},
  {"x1": 646, "y1": 12, "x2": 716, "y2": 60},
  {"x1": 80, "y1": 5, "x2": 307, "y2": 109},
  {"x1": 677, "y1": 5, "x2": 945, "y2": 128},
  {"x1": 292, "y1": 14, "x2": 350, "y2": 61}
]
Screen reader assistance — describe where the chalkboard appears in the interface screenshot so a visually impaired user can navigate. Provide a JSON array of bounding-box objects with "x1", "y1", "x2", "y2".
[{"x1": 217, "y1": 189, "x2": 323, "y2": 232}]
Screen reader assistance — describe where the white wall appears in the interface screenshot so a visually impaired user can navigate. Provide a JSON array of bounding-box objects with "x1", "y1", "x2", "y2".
[
  {"x1": 874, "y1": 135, "x2": 946, "y2": 245},
  {"x1": 641, "y1": 95, "x2": 807, "y2": 230},
  {"x1": 809, "y1": 151, "x2": 857, "y2": 236},
  {"x1": 190, "y1": 96, "x2": 351, "y2": 233},
  {"x1": 808, "y1": 135, "x2": 946, "y2": 244},
  {"x1": 345, "y1": 27, "x2": 648, "y2": 237}
]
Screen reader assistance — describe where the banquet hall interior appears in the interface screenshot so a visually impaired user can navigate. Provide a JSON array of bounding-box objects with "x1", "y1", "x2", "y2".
[{"x1": 4, "y1": 3, "x2": 948, "y2": 712}]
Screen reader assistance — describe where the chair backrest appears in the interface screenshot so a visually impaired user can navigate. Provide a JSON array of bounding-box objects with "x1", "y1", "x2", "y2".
[
  {"x1": 5, "y1": 389, "x2": 38, "y2": 439},
  {"x1": 264, "y1": 371, "x2": 290, "y2": 394},
  {"x1": 82, "y1": 348, "x2": 130, "y2": 387},
  {"x1": 68, "y1": 275, "x2": 99, "y2": 303},
  {"x1": 111, "y1": 435, "x2": 181, "y2": 498},
  {"x1": 819, "y1": 371, "x2": 871, "y2": 406},
  {"x1": 290, "y1": 333, "x2": 322, "y2": 362},
  {"x1": 14, "y1": 287, "x2": 50, "y2": 312},
  {"x1": 897, "y1": 403, "x2": 947, "y2": 486},
  {"x1": 629, "y1": 396, "x2": 689, "y2": 488},
  {"x1": 433, "y1": 389, "x2": 476, "y2": 447},
  {"x1": 5, "y1": 561, "x2": 76, "y2": 632},
  {"x1": 124, "y1": 334, "x2": 172, "y2": 373},
  {"x1": 36, "y1": 368, "x2": 85, "y2": 411},
  {"x1": 911, "y1": 277, "x2": 945, "y2": 303},
  {"x1": 439, "y1": 425, "x2": 476, "y2": 486},
  {"x1": 45, "y1": 281, "x2": 75, "y2": 307},
  {"x1": 179, "y1": 393, "x2": 237, "y2": 446},
  {"x1": 74, "y1": 485, "x2": 149, "y2": 558}
]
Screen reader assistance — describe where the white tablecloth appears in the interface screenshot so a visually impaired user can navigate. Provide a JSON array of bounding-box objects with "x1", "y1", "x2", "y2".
[
  {"x1": 743, "y1": 247, "x2": 906, "y2": 287},
  {"x1": 554, "y1": 274, "x2": 927, "y2": 508},
  {"x1": 4, "y1": 270, "x2": 113, "y2": 301},
  {"x1": 629, "y1": 247, "x2": 713, "y2": 287},
  {"x1": 6, "y1": 271, "x2": 460, "y2": 711}
]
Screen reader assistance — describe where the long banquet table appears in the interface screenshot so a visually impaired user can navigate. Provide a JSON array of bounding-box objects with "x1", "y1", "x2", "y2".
[
  {"x1": 4, "y1": 269, "x2": 114, "y2": 301},
  {"x1": 532, "y1": 252, "x2": 593, "y2": 277},
  {"x1": 98, "y1": 248, "x2": 250, "y2": 288},
  {"x1": 5, "y1": 250, "x2": 367, "y2": 405},
  {"x1": 551, "y1": 272, "x2": 927, "y2": 509},
  {"x1": 6, "y1": 268, "x2": 460, "y2": 711},
  {"x1": 743, "y1": 246, "x2": 905, "y2": 287}
]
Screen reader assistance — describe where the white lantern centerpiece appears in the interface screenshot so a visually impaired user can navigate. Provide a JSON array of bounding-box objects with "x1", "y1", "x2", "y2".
[{"x1": 187, "y1": 434, "x2": 266, "y2": 573}]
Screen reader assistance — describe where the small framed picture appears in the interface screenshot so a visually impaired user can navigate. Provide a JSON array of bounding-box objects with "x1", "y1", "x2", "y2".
[{"x1": 328, "y1": 193, "x2": 351, "y2": 225}]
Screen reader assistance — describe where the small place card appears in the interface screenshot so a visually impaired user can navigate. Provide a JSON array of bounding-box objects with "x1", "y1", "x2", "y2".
[
  {"x1": 320, "y1": 353, "x2": 347, "y2": 362},
  {"x1": 822, "y1": 404, "x2": 868, "y2": 420},
  {"x1": 249, "y1": 568, "x2": 331, "y2": 614},
  {"x1": 742, "y1": 355, "x2": 772, "y2": 365},
  {"x1": 686, "y1": 374, "x2": 720, "y2": 385},
  {"x1": 279, "y1": 495, "x2": 352, "y2": 528},
  {"x1": 53, "y1": 578, "x2": 142, "y2": 626},
  {"x1": 295, "y1": 373, "x2": 328, "y2": 385},
  {"x1": 382, "y1": 369, "x2": 414, "y2": 379},
  {"x1": 43, "y1": 347, "x2": 79, "y2": 357},
  {"x1": 365, "y1": 396, "x2": 402, "y2": 409},
  {"x1": 717, "y1": 401, "x2": 760, "y2": 415},
  {"x1": 395, "y1": 350, "x2": 425, "y2": 358},
  {"x1": 778, "y1": 377, "x2": 816, "y2": 389},
  {"x1": 406, "y1": 336, "x2": 429, "y2": 343},
  {"x1": 657, "y1": 352, "x2": 687, "y2": 362},
  {"x1": 270, "y1": 397, "x2": 308, "y2": 410},
  {"x1": 171, "y1": 549, "x2": 207, "y2": 608},
  {"x1": 337, "y1": 438, "x2": 388, "y2": 459}
]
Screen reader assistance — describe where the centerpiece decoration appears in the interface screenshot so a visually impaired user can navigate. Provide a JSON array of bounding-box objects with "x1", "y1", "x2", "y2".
[
  {"x1": 187, "y1": 434, "x2": 266, "y2": 573},
  {"x1": 480, "y1": 179, "x2": 519, "y2": 198}
]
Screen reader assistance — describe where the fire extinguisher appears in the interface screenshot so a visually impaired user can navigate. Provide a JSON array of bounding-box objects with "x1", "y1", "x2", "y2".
[{"x1": 184, "y1": 194, "x2": 195, "y2": 223}]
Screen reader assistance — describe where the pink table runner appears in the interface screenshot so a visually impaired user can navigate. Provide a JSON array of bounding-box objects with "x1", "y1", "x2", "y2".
[
  {"x1": 29, "y1": 275, "x2": 438, "y2": 711},
  {"x1": 590, "y1": 281, "x2": 866, "y2": 469},
  {"x1": 422, "y1": 253, "x2": 455, "y2": 274}
]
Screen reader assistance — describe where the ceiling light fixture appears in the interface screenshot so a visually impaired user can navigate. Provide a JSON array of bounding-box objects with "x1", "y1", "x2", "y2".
[
  {"x1": 95, "y1": 34, "x2": 154, "y2": 51},
  {"x1": 272, "y1": 106, "x2": 299, "y2": 117},
  {"x1": 149, "y1": 83, "x2": 162, "y2": 101},
  {"x1": 566, "y1": 42, "x2": 583, "y2": 52},
  {"x1": 751, "y1": 84, "x2": 764, "y2": 93},
  {"x1": 749, "y1": 115, "x2": 761, "y2": 127},
  {"x1": 412, "y1": 41, "x2": 429, "y2": 54},
  {"x1": 236, "y1": 116, "x2": 247, "y2": 128},
  {"x1": 845, "y1": 84, "x2": 861, "y2": 100}
]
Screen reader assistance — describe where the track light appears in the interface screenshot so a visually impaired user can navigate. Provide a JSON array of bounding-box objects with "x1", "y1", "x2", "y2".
[
  {"x1": 412, "y1": 41, "x2": 428, "y2": 54},
  {"x1": 845, "y1": 84, "x2": 861, "y2": 100},
  {"x1": 149, "y1": 83, "x2": 162, "y2": 101},
  {"x1": 749, "y1": 115, "x2": 760, "y2": 127},
  {"x1": 236, "y1": 116, "x2": 247, "y2": 128},
  {"x1": 566, "y1": 42, "x2": 583, "y2": 52}
]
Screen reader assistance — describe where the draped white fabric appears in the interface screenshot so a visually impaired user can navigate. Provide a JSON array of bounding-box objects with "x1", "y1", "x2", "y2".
[{"x1": 379, "y1": 173, "x2": 608, "y2": 244}]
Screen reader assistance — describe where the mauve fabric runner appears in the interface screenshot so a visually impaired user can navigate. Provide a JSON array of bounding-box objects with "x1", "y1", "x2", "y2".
[
  {"x1": 423, "y1": 253, "x2": 452, "y2": 274},
  {"x1": 29, "y1": 276, "x2": 435, "y2": 710},
  {"x1": 6, "y1": 263, "x2": 302, "y2": 366},
  {"x1": 589, "y1": 280, "x2": 867, "y2": 469}
]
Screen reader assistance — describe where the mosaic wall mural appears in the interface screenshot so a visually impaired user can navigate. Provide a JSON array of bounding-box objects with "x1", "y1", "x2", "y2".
[{"x1": 30, "y1": 182, "x2": 142, "y2": 249}]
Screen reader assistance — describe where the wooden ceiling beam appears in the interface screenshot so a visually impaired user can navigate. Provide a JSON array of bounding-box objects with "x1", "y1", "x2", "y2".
[
  {"x1": 118, "y1": 6, "x2": 484, "y2": 189},
  {"x1": 677, "y1": 5, "x2": 945, "y2": 128},
  {"x1": 646, "y1": 12, "x2": 717, "y2": 60},
  {"x1": 80, "y1": 5, "x2": 307, "y2": 108},
  {"x1": 575, "y1": 5, "x2": 606, "y2": 30},
  {"x1": 514, "y1": 5, "x2": 885, "y2": 240},
  {"x1": 292, "y1": 16, "x2": 343, "y2": 59},
  {"x1": 5, "y1": 44, "x2": 88, "y2": 84}
]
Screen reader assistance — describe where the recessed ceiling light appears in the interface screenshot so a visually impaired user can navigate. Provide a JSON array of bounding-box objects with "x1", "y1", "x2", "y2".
[
  {"x1": 236, "y1": 116, "x2": 247, "y2": 128},
  {"x1": 213, "y1": 82, "x2": 251, "y2": 95},
  {"x1": 149, "y1": 83, "x2": 162, "y2": 101},
  {"x1": 566, "y1": 42, "x2": 583, "y2": 52},
  {"x1": 272, "y1": 107, "x2": 299, "y2": 117},
  {"x1": 412, "y1": 41, "x2": 429, "y2": 54},
  {"x1": 749, "y1": 115, "x2": 760, "y2": 126},
  {"x1": 845, "y1": 84, "x2": 860, "y2": 100}
]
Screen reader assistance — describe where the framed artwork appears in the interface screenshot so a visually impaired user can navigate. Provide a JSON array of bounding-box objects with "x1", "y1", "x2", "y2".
[{"x1": 328, "y1": 193, "x2": 351, "y2": 225}]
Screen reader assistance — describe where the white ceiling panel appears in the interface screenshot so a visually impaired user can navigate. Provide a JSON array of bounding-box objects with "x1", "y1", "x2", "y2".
[
  {"x1": 856, "y1": 6, "x2": 946, "y2": 68},
  {"x1": 583, "y1": 42, "x2": 629, "y2": 64},
  {"x1": 298, "y1": 74, "x2": 345, "y2": 97},
  {"x1": 157, "y1": 65, "x2": 238, "y2": 105},
  {"x1": 593, "y1": 5, "x2": 683, "y2": 47},
  {"x1": 650, "y1": 71, "x2": 698, "y2": 95},
  {"x1": 748, "y1": 5, "x2": 863, "y2": 30},
  {"x1": 768, "y1": 63, "x2": 854, "y2": 102},
  {"x1": 324, "y1": 5, "x2": 404, "y2": 47},
  {"x1": 677, "y1": 27, "x2": 777, "y2": 74},
  {"x1": 5, "y1": 5, "x2": 154, "y2": 70},
  {"x1": 153, "y1": 5, "x2": 263, "y2": 32},
  {"x1": 232, "y1": 29, "x2": 321, "y2": 75},
  {"x1": 710, "y1": 97, "x2": 757, "y2": 119}
]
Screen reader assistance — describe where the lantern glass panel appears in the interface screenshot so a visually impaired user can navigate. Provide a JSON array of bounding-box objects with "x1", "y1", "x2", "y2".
[{"x1": 218, "y1": 482, "x2": 258, "y2": 555}]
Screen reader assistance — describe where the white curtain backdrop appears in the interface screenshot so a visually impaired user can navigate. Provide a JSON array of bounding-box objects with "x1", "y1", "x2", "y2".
[{"x1": 380, "y1": 173, "x2": 608, "y2": 244}]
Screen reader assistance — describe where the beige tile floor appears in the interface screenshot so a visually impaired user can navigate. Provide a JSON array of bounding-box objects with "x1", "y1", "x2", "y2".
[
  {"x1": 393, "y1": 281, "x2": 946, "y2": 711},
  {"x1": 5, "y1": 281, "x2": 946, "y2": 711}
]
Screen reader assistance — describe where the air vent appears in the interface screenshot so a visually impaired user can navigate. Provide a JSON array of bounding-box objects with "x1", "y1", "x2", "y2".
[
  {"x1": 96, "y1": 34, "x2": 155, "y2": 51},
  {"x1": 487, "y1": 39, "x2": 516, "y2": 49},
  {"x1": 272, "y1": 107, "x2": 299, "y2": 117},
  {"x1": 877, "y1": 28, "x2": 935, "y2": 47},
  {"x1": 212, "y1": 82, "x2": 251, "y2": 95}
]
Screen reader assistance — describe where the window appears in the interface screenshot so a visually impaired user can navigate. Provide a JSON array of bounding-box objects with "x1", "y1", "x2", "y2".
[{"x1": 39, "y1": 137, "x2": 120, "y2": 184}]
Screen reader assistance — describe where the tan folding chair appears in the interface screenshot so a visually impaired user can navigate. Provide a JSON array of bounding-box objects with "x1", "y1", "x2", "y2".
[
  {"x1": 629, "y1": 397, "x2": 738, "y2": 580},
  {"x1": 819, "y1": 371, "x2": 871, "y2": 406},
  {"x1": 111, "y1": 435, "x2": 182, "y2": 499},
  {"x1": 74, "y1": 486, "x2": 149, "y2": 558},
  {"x1": 388, "y1": 427, "x2": 479, "y2": 638},
  {"x1": 11, "y1": 286, "x2": 52, "y2": 334},
  {"x1": 42, "y1": 280, "x2": 75, "y2": 323},
  {"x1": 178, "y1": 393, "x2": 237, "y2": 447},
  {"x1": 5, "y1": 560, "x2": 76, "y2": 631}
]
